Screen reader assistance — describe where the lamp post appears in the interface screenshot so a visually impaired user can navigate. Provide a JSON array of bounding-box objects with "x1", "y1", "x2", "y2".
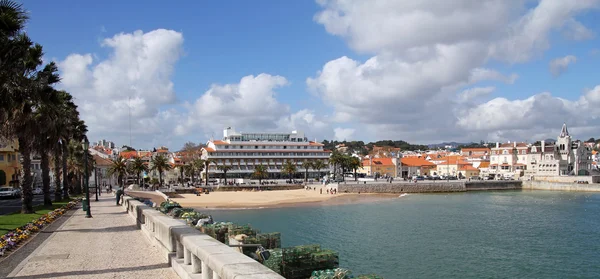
[
  {"x1": 94, "y1": 167, "x2": 99, "y2": 201},
  {"x1": 83, "y1": 139, "x2": 92, "y2": 218}
]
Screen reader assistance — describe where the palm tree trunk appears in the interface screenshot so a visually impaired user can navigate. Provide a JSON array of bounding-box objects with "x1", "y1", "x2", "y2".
[
  {"x1": 205, "y1": 163, "x2": 209, "y2": 186},
  {"x1": 76, "y1": 174, "x2": 82, "y2": 194},
  {"x1": 41, "y1": 152, "x2": 52, "y2": 206},
  {"x1": 223, "y1": 171, "x2": 227, "y2": 185},
  {"x1": 304, "y1": 168, "x2": 308, "y2": 183},
  {"x1": 137, "y1": 172, "x2": 141, "y2": 187},
  {"x1": 354, "y1": 169, "x2": 357, "y2": 181},
  {"x1": 54, "y1": 146, "x2": 62, "y2": 201},
  {"x1": 159, "y1": 171, "x2": 163, "y2": 188},
  {"x1": 19, "y1": 137, "x2": 34, "y2": 213},
  {"x1": 62, "y1": 143, "x2": 69, "y2": 199}
]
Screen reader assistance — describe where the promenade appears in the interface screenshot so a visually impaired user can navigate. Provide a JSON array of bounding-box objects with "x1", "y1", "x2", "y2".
[{"x1": 6, "y1": 195, "x2": 179, "y2": 279}]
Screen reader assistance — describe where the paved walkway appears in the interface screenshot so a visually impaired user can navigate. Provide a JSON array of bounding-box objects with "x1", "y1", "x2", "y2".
[{"x1": 7, "y1": 195, "x2": 179, "y2": 279}]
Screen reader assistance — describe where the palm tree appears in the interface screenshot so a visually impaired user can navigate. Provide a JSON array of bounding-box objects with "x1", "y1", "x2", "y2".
[
  {"x1": 129, "y1": 157, "x2": 148, "y2": 187},
  {"x1": 329, "y1": 150, "x2": 344, "y2": 181},
  {"x1": 192, "y1": 158, "x2": 205, "y2": 185},
  {"x1": 252, "y1": 164, "x2": 268, "y2": 185},
  {"x1": 217, "y1": 165, "x2": 232, "y2": 184},
  {"x1": 108, "y1": 156, "x2": 128, "y2": 188},
  {"x1": 282, "y1": 160, "x2": 297, "y2": 183},
  {"x1": 204, "y1": 159, "x2": 213, "y2": 186},
  {"x1": 312, "y1": 160, "x2": 327, "y2": 182},
  {"x1": 348, "y1": 157, "x2": 362, "y2": 181},
  {"x1": 151, "y1": 155, "x2": 171, "y2": 189},
  {"x1": 300, "y1": 161, "x2": 314, "y2": 183}
]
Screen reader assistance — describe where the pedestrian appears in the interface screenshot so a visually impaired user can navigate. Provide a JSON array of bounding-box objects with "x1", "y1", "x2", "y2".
[
  {"x1": 320, "y1": 188, "x2": 322, "y2": 194},
  {"x1": 115, "y1": 186, "x2": 123, "y2": 205}
]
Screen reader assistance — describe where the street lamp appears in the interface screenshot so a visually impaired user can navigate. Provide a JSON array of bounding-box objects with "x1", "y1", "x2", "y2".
[
  {"x1": 94, "y1": 167, "x2": 99, "y2": 201},
  {"x1": 83, "y1": 138, "x2": 92, "y2": 218}
]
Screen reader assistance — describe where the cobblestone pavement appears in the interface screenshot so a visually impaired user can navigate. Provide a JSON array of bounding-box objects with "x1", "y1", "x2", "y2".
[{"x1": 6, "y1": 196, "x2": 179, "y2": 279}]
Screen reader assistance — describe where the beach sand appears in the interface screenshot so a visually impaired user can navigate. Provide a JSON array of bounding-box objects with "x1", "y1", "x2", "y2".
[{"x1": 169, "y1": 186, "x2": 400, "y2": 209}]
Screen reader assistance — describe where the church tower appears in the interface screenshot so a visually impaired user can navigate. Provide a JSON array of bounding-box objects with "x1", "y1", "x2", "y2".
[{"x1": 556, "y1": 123, "x2": 571, "y2": 156}]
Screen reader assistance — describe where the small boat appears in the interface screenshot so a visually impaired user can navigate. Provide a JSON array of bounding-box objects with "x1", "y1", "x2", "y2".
[{"x1": 399, "y1": 193, "x2": 409, "y2": 198}]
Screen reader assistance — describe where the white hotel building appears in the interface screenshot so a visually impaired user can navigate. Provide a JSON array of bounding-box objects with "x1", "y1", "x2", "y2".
[{"x1": 201, "y1": 128, "x2": 331, "y2": 180}]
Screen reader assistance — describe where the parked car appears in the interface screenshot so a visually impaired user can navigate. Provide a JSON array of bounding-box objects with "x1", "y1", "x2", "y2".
[
  {"x1": 0, "y1": 187, "x2": 21, "y2": 199},
  {"x1": 33, "y1": 188, "x2": 43, "y2": 195}
]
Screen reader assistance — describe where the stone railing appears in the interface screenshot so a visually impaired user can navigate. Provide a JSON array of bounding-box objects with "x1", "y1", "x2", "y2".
[{"x1": 121, "y1": 196, "x2": 284, "y2": 279}]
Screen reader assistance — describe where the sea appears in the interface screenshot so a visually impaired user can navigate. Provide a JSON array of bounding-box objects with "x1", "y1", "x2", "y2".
[{"x1": 207, "y1": 190, "x2": 600, "y2": 279}]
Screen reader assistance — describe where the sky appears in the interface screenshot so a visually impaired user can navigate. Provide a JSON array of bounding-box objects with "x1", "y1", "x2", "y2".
[{"x1": 22, "y1": 0, "x2": 600, "y2": 150}]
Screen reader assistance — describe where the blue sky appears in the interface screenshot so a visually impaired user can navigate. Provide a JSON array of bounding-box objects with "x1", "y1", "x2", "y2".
[{"x1": 21, "y1": 1, "x2": 600, "y2": 150}]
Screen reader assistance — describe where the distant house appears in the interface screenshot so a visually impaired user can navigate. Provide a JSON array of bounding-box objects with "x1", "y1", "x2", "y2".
[
  {"x1": 400, "y1": 157, "x2": 436, "y2": 178},
  {"x1": 359, "y1": 158, "x2": 397, "y2": 177}
]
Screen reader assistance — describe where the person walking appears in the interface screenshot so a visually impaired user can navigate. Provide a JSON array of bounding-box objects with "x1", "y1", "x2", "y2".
[{"x1": 115, "y1": 186, "x2": 124, "y2": 205}]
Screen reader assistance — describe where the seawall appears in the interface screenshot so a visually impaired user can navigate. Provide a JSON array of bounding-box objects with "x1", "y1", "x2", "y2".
[
  {"x1": 337, "y1": 181, "x2": 522, "y2": 194},
  {"x1": 522, "y1": 180, "x2": 600, "y2": 192}
]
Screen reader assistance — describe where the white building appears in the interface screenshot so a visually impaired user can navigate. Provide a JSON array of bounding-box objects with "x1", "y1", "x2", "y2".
[
  {"x1": 201, "y1": 128, "x2": 331, "y2": 180},
  {"x1": 527, "y1": 123, "x2": 593, "y2": 177},
  {"x1": 490, "y1": 123, "x2": 593, "y2": 179}
]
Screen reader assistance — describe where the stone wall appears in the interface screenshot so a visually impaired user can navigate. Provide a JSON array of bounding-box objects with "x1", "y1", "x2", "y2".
[
  {"x1": 338, "y1": 182, "x2": 466, "y2": 193},
  {"x1": 465, "y1": 181, "x2": 522, "y2": 191},
  {"x1": 531, "y1": 175, "x2": 600, "y2": 184},
  {"x1": 337, "y1": 181, "x2": 525, "y2": 194},
  {"x1": 523, "y1": 180, "x2": 600, "y2": 192}
]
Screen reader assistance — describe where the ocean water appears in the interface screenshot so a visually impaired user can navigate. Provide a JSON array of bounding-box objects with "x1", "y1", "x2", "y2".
[{"x1": 207, "y1": 191, "x2": 600, "y2": 279}]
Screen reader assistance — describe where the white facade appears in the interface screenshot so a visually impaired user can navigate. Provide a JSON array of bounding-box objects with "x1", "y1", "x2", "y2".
[
  {"x1": 201, "y1": 128, "x2": 331, "y2": 180},
  {"x1": 490, "y1": 123, "x2": 593, "y2": 179},
  {"x1": 527, "y1": 124, "x2": 593, "y2": 177}
]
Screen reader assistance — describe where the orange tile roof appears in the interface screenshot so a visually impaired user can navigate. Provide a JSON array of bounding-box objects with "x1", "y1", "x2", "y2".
[
  {"x1": 93, "y1": 155, "x2": 113, "y2": 167},
  {"x1": 310, "y1": 141, "x2": 324, "y2": 146},
  {"x1": 213, "y1": 140, "x2": 228, "y2": 145},
  {"x1": 120, "y1": 151, "x2": 138, "y2": 159},
  {"x1": 401, "y1": 157, "x2": 436, "y2": 167},
  {"x1": 459, "y1": 165, "x2": 479, "y2": 171},
  {"x1": 437, "y1": 156, "x2": 470, "y2": 165},
  {"x1": 461, "y1": 148, "x2": 490, "y2": 152},
  {"x1": 156, "y1": 149, "x2": 169, "y2": 153},
  {"x1": 478, "y1": 161, "x2": 490, "y2": 168},
  {"x1": 204, "y1": 147, "x2": 215, "y2": 152},
  {"x1": 363, "y1": 158, "x2": 395, "y2": 166},
  {"x1": 592, "y1": 150, "x2": 597, "y2": 155}
]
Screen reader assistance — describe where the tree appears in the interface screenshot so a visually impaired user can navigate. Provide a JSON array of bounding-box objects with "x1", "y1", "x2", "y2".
[
  {"x1": 129, "y1": 157, "x2": 148, "y2": 186},
  {"x1": 181, "y1": 141, "x2": 198, "y2": 152},
  {"x1": 151, "y1": 155, "x2": 171, "y2": 189},
  {"x1": 312, "y1": 160, "x2": 327, "y2": 182},
  {"x1": 300, "y1": 161, "x2": 313, "y2": 183},
  {"x1": 193, "y1": 158, "x2": 205, "y2": 185},
  {"x1": 282, "y1": 160, "x2": 297, "y2": 182},
  {"x1": 252, "y1": 165, "x2": 268, "y2": 185},
  {"x1": 329, "y1": 150, "x2": 344, "y2": 181},
  {"x1": 348, "y1": 157, "x2": 362, "y2": 181},
  {"x1": 587, "y1": 138, "x2": 596, "y2": 143},
  {"x1": 217, "y1": 165, "x2": 232, "y2": 184},
  {"x1": 108, "y1": 156, "x2": 128, "y2": 188},
  {"x1": 204, "y1": 159, "x2": 214, "y2": 186}
]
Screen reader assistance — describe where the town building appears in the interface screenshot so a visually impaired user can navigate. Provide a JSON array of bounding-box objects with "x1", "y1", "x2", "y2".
[
  {"x1": 0, "y1": 140, "x2": 21, "y2": 187},
  {"x1": 460, "y1": 147, "x2": 490, "y2": 161},
  {"x1": 399, "y1": 157, "x2": 436, "y2": 177},
  {"x1": 201, "y1": 128, "x2": 331, "y2": 180},
  {"x1": 359, "y1": 158, "x2": 397, "y2": 177},
  {"x1": 489, "y1": 123, "x2": 594, "y2": 179},
  {"x1": 370, "y1": 145, "x2": 401, "y2": 158},
  {"x1": 435, "y1": 156, "x2": 474, "y2": 178},
  {"x1": 526, "y1": 123, "x2": 593, "y2": 177}
]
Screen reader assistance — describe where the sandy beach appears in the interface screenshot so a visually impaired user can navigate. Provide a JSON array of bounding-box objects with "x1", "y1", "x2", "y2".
[{"x1": 171, "y1": 188, "x2": 346, "y2": 209}]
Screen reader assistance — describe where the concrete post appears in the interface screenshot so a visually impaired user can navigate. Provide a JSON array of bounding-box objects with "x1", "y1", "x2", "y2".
[
  {"x1": 184, "y1": 247, "x2": 191, "y2": 265},
  {"x1": 202, "y1": 261, "x2": 213, "y2": 279},
  {"x1": 176, "y1": 241, "x2": 184, "y2": 258},
  {"x1": 191, "y1": 255, "x2": 202, "y2": 273}
]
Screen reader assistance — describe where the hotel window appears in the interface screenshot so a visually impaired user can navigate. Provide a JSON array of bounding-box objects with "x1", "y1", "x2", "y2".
[
  {"x1": 283, "y1": 146, "x2": 287, "y2": 149},
  {"x1": 503, "y1": 150, "x2": 508, "y2": 154},
  {"x1": 255, "y1": 146, "x2": 259, "y2": 149},
  {"x1": 0, "y1": 154, "x2": 4, "y2": 161}
]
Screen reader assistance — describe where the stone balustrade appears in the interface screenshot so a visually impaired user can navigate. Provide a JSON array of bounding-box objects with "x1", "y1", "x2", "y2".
[{"x1": 121, "y1": 196, "x2": 284, "y2": 279}]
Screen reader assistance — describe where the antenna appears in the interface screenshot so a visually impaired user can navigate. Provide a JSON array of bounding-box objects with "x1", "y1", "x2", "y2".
[{"x1": 128, "y1": 96, "x2": 132, "y2": 147}]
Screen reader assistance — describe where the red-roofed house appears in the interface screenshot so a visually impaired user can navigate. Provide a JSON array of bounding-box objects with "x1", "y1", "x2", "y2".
[
  {"x1": 400, "y1": 157, "x2": 436, "y2": 177},
  {"x1": 358, "y1": 158, "x2": 397, "y2": 177}
]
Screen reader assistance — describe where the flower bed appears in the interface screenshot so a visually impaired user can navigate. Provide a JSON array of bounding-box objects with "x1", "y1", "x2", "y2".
[{"x1": 0, "y1": 200, "x2": 79, "y2": 257}]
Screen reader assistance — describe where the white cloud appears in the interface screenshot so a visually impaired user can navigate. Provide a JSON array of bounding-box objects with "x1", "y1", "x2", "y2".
[
  {"x1": 549, "y1": 55, "x2": 577, "y2": 77},
  {"x1": 310, "y1": 0, "x2": 599, "y2": 143},
  {"x1": 458, "y1": 87, "x2": 495, "y2": 102},
  {"x1": 334, "y1": 128, "x2": 355, "y2": 141},
  {"x1": 58, "y1": 29, "x2": 184, "y2": 147},
  {"x1": 562, "y1": 19, "x2": 595, "y2": 41}
]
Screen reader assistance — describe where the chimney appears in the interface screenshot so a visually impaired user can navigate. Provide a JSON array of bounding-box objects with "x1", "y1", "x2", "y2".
[
  {"x1": 541, "y1": 140, "x2": 545, "y2": 153},
  {"x1": 496, "y1": 142, "x2": 499, "y2": 148}
]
